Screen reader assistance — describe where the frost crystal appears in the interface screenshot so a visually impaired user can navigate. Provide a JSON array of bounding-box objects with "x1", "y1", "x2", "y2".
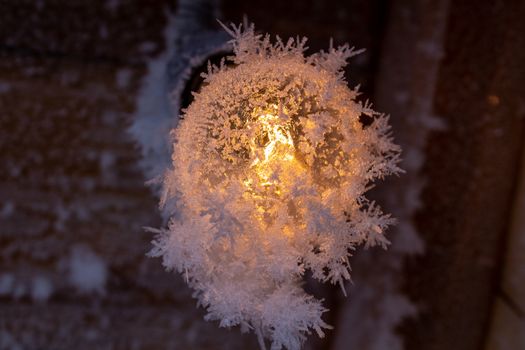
[{"x1": 149, "y1": 23, "x2": 402, "y2": 350}]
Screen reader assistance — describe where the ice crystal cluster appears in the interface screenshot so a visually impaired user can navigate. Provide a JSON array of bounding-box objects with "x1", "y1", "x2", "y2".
[{"x1": 149, "y1": 23, "x2": 401, "y2": 350}]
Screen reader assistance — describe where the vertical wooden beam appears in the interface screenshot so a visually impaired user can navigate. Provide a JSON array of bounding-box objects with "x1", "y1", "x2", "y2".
[
  {"x1": 399, "y1": 0, "x2": 525, "y2": 349},
  {"x1": 486, "y1": 117, "x2": 525, "y2": 349}
]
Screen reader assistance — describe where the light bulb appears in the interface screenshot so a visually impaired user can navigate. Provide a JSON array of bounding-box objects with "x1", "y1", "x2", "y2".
[{"x1": 150, "y1": 23, "x2": 402, "y2": 350}]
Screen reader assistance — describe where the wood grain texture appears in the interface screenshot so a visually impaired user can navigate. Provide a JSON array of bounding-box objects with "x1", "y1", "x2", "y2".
[
  {"x1": 0, "y1": 2, "x2": 257, "y2": 349},
  {"x1": 399, "y1": 0, "x2": 525, "y2": 349}
]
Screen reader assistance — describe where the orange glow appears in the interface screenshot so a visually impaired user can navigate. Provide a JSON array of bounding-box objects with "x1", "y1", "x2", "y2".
[{"x1": 246, "y1": 107, "x2": 299, "y2": 190}]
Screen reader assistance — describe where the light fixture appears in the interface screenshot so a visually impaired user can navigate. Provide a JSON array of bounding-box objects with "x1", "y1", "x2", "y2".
[{"x1": 149, "y1": 23, "x2": 402, "y2": 350}]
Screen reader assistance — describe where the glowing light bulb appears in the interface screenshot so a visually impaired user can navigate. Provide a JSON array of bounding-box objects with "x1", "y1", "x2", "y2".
[{"x1": 150, "y1": 23, "x2": 402, "y2": 350}]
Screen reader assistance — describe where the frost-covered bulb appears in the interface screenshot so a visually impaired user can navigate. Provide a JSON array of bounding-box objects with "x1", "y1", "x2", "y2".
[{"x1": 150, "y1": 23, "x2": 402, "y2": 350}]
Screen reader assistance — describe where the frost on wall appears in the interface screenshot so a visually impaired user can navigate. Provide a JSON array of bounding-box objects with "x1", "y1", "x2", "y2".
[
  {"x1": 149, "y1": 23, "x2": 402, "y2": 350},
  {"x1": 68, "y1": 244, "x2": 107, "y2": 295},
  {"x1": 129, "y1": 3, "x2": 230, "y2": 189}
]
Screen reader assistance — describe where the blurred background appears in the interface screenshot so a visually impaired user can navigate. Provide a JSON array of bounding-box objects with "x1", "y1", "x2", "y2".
[{"x1": 0, "y1": 0, "x2": 524, "y2": 349}]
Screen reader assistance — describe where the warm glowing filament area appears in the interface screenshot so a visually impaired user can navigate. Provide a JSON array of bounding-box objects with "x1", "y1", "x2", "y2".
[
  {"x1": 250, "y1": 112, "x2": 295, "y2": 165},
  {"x1": 282, "y1": 225, "x2": 294, "y2": 238},
  {"x1": 242, "y1": 106, "x2": 307, "y2": 234},
  {"x1": 248, "y1": 112, "x2": 296, "y2": 188},
  {"x1": 242, "y1": 108, "x2": 307, "y2": 233},
  {"x1": 243, "y1": 111, "x2": 296, "y2": 229},
  {"x1": 261, "y1": 115, "x2": 294, "y2": 163}
]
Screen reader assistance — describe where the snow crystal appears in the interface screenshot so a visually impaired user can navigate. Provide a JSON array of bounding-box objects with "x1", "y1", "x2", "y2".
[
  {"x1": 31, "y1": 276, "x2": 53, "y2": 302},
  {"x1": 0, "y1": 273, "x2": 14, "y2": 296},
  {"x1": 68, "y1": 245, "x2": 107, "y2": 295},
  {"x1": 149, "y1": 23, "x2": 402, "y2": 350}
]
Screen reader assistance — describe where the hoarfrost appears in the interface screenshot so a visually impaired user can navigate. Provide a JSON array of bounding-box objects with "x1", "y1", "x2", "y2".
[
  {"x1": 128, "y1": 12, "x2": 177, "y2": 181},
  {"x1": 68, "y1": 245, "x2": 107, "y2": 295},
  {"x1": 31, "y1": 276, "x2": 53, "y2": 302},
  {"x1": 150, "y1": 23, "x2": 402, "y2": 350},
  {"x1": 0, "y1": 273, "x2": 14, "y2": 296}
]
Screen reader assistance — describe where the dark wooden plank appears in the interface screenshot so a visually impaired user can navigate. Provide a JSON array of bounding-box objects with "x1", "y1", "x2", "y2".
[
  {"x1": 0, "y1": 2, "x2": 258, "y2": 348},
  {"x1": 400, "y1": 0, "x2": 525, "y2": 349},
  {"x1": 0, "y1": 0, "x2": 175, "y2": 62}
]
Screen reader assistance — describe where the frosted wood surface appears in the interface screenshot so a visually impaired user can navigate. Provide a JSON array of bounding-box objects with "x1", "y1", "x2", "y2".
[
  {"x1": 486, "y1": 108, "x2": 525, "y2": 350},
  {"x1": 0, "y1": 2, "x2": 257, "y2": 349},
  {"x1": 399, "y1": 0, "x2": 525, "y2": 349}
]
